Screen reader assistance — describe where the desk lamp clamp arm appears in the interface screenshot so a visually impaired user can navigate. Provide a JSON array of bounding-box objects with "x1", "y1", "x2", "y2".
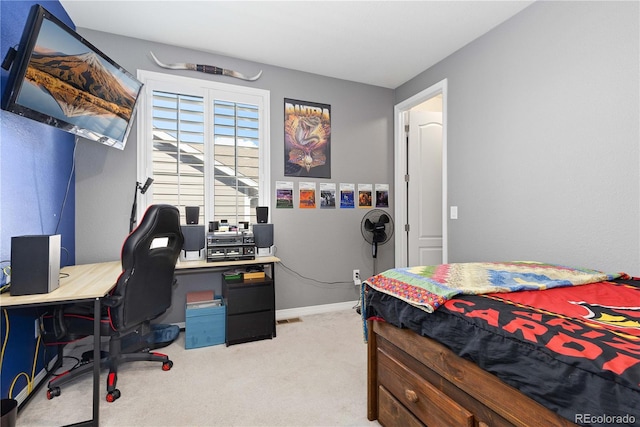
[{"x1": 129, "y1": 178, "x2": 154, "y2": 233}]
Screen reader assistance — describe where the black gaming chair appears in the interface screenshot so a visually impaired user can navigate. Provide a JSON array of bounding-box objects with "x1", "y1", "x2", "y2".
[{"x1": 43, "y1": 204, "x2": 184, "y2": 402}]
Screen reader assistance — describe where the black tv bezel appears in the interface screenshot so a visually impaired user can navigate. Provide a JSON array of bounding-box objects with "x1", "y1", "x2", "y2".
[{"x1": 1, "y1": 4, "x2": 143, "y2": 150}]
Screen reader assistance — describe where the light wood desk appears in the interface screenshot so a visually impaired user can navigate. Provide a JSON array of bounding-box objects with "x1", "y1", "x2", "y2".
[
  {"x1": 175, "y1": 255, "x2": 280, "y2": 272},
  {"x1": 0, "y1": 261, "x2": 122, "y2": 427},
  {"x1": 0, "y1": 261, "x2": 121, "y2": 308},
  {"x1": 174, "y1": 256, "x2": 281, "y2": 304}
]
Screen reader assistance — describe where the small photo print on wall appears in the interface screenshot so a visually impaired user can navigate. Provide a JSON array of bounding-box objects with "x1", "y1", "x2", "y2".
[
  {"x1": 276, "y1": 181, "x2": 294, "y2": 208},
  {"x1": 340, "y1": 183, "x2": 355, "y2": 208},
  {"x1": 320, "y1": 183, "x2": 336, "y2": 208},
  {"x1": 358, "y1": 184, "x2": 373, "y2": 208},
  {"x1": 375, "y1": 184, "x2": 389, "y2": 208},
  {"x1": 284, "y1": 98, "x2": 331, "y2": 178},
  {"x1": 299, "y1": 181, "x2": 317, "y2": 208}
]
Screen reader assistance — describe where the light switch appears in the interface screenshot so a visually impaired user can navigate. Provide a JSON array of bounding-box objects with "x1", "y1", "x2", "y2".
[{"x1": 450, "y1": 206, "x2": 458, "y2": 220}]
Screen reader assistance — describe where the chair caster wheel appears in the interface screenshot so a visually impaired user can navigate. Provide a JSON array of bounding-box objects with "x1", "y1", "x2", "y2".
[
  {"x1": 47, "y1": 387, "x2": 61, "y2": 400},
  {"x1": 162, "y1": 360, "x2": 173, "y2": 371},
  {"x1": 106, "y1": 389, "x2": 121, "y2": 402}
]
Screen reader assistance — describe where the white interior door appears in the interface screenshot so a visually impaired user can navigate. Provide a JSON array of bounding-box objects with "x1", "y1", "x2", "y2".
[{"x1": 408, "y1": 109, "x2": 443, "y2": 266}]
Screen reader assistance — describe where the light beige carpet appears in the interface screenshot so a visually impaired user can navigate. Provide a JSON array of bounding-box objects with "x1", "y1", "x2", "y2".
[{"x1": 17, "y1": 309, "x2": 377, "y2": 427}]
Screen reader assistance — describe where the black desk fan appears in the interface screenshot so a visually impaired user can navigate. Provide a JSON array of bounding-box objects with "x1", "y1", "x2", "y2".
[{"x1": 361, "y1": 209, "x2": 394, "y2": 274}]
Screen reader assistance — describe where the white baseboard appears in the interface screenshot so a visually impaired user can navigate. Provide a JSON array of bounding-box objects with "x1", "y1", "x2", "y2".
[
  {"x1": 14, "y1": 355, "x2": 58, "y2": 406},
  {"x1": 276, "y1": 300, "x2": 358, "y2": 320},
  {"x1": 168, "y1": 301, "x2": 358, "y2": 330}
]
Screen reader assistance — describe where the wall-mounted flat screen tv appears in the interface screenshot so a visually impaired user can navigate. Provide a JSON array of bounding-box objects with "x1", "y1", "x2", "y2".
[{"x1": 1, "y1": 5, "x2": 143, "y2": 150}]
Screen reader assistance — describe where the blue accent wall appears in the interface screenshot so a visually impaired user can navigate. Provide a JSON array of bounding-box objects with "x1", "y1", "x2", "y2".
[{"x1": 1, "y1": 0, "x2": 75, "y2": 401}]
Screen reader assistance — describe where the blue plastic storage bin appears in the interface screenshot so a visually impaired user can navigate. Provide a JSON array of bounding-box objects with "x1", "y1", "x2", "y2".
[{"x1": 185, "y1": 300, "x2": 225, "y2": 349}]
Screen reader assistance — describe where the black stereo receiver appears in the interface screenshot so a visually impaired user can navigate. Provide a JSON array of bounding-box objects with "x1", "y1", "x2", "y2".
[{"x1": 206, "y1": 231, "x2": 255, "y2": 262}]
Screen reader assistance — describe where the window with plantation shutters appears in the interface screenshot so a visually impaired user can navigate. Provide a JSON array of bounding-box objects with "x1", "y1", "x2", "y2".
[
  {"x1": 151, "y1": 91, "x2": 206, "y2": 222},
  {"x1": 212, "y1": 100, "x2": 260, "y2": 224},
  {"x1": 137, "y1": 71, "x2": 270, "y2": 227}
]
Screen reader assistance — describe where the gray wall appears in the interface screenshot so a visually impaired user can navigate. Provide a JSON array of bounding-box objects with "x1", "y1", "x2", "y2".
[
  {"x1": 74, "y1": 30, "x2": 395, "y2": 310},
  {"x1": 75, "y1": 0, "x2": 639, "y2": 315},
  {"x1": 397, "y1": 1, "x2": 640, "y2": 275}
]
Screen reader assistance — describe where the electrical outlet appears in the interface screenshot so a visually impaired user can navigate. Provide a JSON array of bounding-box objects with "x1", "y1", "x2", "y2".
[{"x1": 353, "y1": 269, "x2": 361, "y2": 286}]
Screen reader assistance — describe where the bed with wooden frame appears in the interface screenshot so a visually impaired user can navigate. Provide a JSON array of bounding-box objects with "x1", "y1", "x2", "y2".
[{"x1": 363, "y1": 263, "x2": 640, "y2": 427}]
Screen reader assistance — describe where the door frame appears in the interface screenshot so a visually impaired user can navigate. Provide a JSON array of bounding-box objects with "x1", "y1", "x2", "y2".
[{"x1": 394, "y1": 78, "x2": 448, "y2": 267}]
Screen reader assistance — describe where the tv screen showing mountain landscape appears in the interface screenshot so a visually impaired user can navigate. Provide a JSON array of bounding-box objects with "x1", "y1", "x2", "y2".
[{"x1": 13, "y1": 12, "x2": 142, "y2": 149}]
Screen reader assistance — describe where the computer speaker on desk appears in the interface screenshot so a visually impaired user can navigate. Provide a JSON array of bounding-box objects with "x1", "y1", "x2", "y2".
[
  {"x1": 253, "y1": 224, "x2": 274, "y2": 249},
  {"x1": 186, "y1": 206, "x2": 199, "y2": 224},
  {"x1": 10, "y1": 235, "x2": 61, "y2": 295},
  {"x1": 256, "y1": 206, "x2": 268, "y2": 224},
  {"x1": 181, "y1": 225, "x2": 205, "y2": 260}
]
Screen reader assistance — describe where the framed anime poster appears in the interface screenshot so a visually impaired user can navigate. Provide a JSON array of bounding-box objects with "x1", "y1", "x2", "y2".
[{"x1": 284, "y1": 98, "x2": 331, "y2": 178}]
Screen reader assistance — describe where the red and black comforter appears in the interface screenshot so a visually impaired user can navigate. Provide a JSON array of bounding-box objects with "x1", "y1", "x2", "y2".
[{"x1": 365, "y1": 275, "x2": 640, "y2": 426}]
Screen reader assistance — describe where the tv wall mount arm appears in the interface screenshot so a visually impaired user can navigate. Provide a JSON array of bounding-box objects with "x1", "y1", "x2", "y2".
[
  {"x1": 2, "y1": 47, "x2": 17, "y2": 70},
  {"x1": 149, "y1": 51, "x2": 262, "y2": 81}
]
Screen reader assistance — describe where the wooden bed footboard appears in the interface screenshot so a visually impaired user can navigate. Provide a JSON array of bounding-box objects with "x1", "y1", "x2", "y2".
[{"x1": 367, "y1": 319, "x2": 578, "y2": 427}]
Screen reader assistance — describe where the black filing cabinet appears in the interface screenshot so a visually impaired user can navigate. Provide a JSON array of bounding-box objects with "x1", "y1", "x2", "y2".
[{"x1": 222, "y1": 276, "x2": 275, "y2": 346}]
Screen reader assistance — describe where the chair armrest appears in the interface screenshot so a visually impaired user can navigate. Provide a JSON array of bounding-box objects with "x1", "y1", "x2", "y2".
[{"x1": 102, "y1": 295, "x2": 124, "y2": 307}]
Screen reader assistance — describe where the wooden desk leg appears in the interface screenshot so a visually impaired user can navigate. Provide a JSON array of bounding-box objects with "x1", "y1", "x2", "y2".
[{"x1": 92, "y1": 297, "x2": 100, "y2": 426}]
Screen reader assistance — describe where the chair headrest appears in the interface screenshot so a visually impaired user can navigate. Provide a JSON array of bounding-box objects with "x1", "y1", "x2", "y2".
[{"x1": 122, "y1": 204, "x2": 184, "y2": 268}]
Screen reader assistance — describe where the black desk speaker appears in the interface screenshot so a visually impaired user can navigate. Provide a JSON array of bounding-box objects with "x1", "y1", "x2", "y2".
[
  {"x1": 185, "y1": 206, "x2": 199, "y2": 224},
  {"x1": 256, "y1": 206, "x2": 268, "y2": 224},
  {"x1": 253, "y1": 224, "x2": 274, "y2": 248},
  {"x1": 181, "y1": 225, "x2": 205, "y2": 252},
  {"x1": 10, "y1": 235, "x2": 61, "y2": 295}
]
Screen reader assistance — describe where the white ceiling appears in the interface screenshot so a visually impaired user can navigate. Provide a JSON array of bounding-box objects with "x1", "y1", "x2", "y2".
[{"x1": 59, "y1": 0, "x2": 534, "y2": 89}]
